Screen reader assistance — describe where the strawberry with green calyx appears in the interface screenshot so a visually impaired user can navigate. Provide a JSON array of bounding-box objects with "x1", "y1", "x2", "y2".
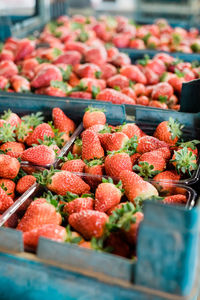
[
  {"x1": 83, "y1": 106, "x2": 106, "y2": 129},
  {"x1": 1, "y1": 109, "x2": 21, "y2": 127},
  {"x1": 133, "y1": 162, "x2": 161, "y2": 179},
  {"x1": 65, "y1": 225, "x2": 83, "y2": 244},
  {"x1": 119, "y1": 170, "x2": 158, "y2": 203},
  {"x1": 154, "y1": 117, "x2": 184, "y2": 146},
  {"x1": 21, "y1": 144, "x2": 56, "y2": 166},
  {"x1": 34, "y1": 167, "x2": 90, "y2": 196},
  {"x1": 95, "y1": 177, "x2": 123, "y2": 212},
  {"x1": 101, "y1": 132, "x2": 129, "y2": 152},
  {"x1": 50, "y1": 80, "x2": 69, "y2": 94},
  {"x1": 48, "y1": 121, "x2": 69, "y2": 147},
  {"x1": 34, "y1": 135, "x2": 61, "y2": 155},
  {"x1": 177, "y1": 140, "x2": 200, "y2": 156},
  {"x1": 63, "y1": 193, "x2": 94, "y2": 215},
  {"x1": 82, "y1": 130, "x2": 104, "y2": 161},
  {"x1": 52, "y1": 107, "x2": 76, "y2": 136},
  {"x1": 0, "y1": 186, "x2": 14, "y2": 212},
  {"x1": 105, "y1": 150, "x2": 132, "y2": 178},
  {"x1": 61, "y1": 152, "x2": 85, "y2": 173},
  {"x1": 0, "y1": 154, "x2": 20, "y2": 179},
  {"x1": 134, "y1": 195, "x2": 164, "y2": 208},
  {"x1": 21, "y1": 112, "x2": 44, "y2": 129},
  {"x1": 170, "y1": 147, "x2": 197, "y2": 175},
  {"x1": 72, "y1": 138, "x2": 82, "y2": 156},
  {"x1": 16, "y1": 122, "x2": 33, "y2": 143},
  {"x1": 137, "y1": 135, "x2": 169, "y2": 154},
  {"x1": 16, "y1": 175, "x2": 36, "y2": 194},
  {"x1": 0, "y1": 179, "x2": 15, "y2": 198},
  {"x1": 84, "y1": 158, "x2": 104, "y2": 187},
  {"x1": 0, "y1": 141, "x2": 25, "y2": 158},
  {"x1": 122, "y1": 136, "x2": 138, "y2": 156},
  {"x1": 0, "y1": 123, "x2": 16, "y2": 143},
  {"x1": 59, "y1": 65, "x2": 72, "y2": 81},
  {"x1": 67, "y1": 81, "x2": 88, "y2": 95},
  {"x1": 25, "y1": 123, "x2": 55, "y2": 146},
  {"x1": 163, "y1": 194, "x2": 187, "y2": 205},
  {"x1": 116, "y1": 123, "x2": 145, "y2": 139}
]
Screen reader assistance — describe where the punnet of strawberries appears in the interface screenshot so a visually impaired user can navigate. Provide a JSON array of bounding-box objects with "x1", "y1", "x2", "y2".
[
  {"x1": 1, "y1": 15, "x2": 200, "y2": 110},
  {"x1": 2, "y1": 106, "x2": 197, "y2": 259}
]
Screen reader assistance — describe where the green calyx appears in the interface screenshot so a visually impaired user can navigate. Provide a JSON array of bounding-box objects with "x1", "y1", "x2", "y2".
[
  {"x1": 1, "y1": 109, "x2": 12, "y2": 121},
  {"x1": 52, "y1": 48, "x2": 62, "y2": 58},
  {"x1": 168, "y1": 117, "x2": 184, "y2": 141},
  {"x1": 65, "y1": 151, "x2": 80, "y2": 161},
  {"x1": 92, "y1": 86, "x2": 101, "y2": 99},
  {"x1": 59, "y1": 65, "x2": 72, "y2": 82},
  {"x1": 158, "y1": 95, "x2": 167, "y2": 103},
  {"x1": 171, "y1": 147, "x2": 197, "y2": 175},
  {"x1": 90, "y1": 236, "x2": 113, "y2": 253},
  {"x1": 41, "y1": 190, "x2": 63, "y2": 210},
  {"x1": 159, "y1": 72, "x2": 168, "y2": 82},
  {"x1": 174, "y1": 68, "x2": 184, "y2": 78},
  {"x1": 50, "y1": 80, "x2": 69, "y2": 93},
  {"x1": 134, "y1": 195, "x2": 164, "y2": 208},
  {"x1": 172, "y1": 33, "x2": 182, "y2": 45},
  {"x1": 95, "y1": 71, "x2": 102, "y2": 79},
  {"x1": 33, "y1": 166, "x2": 60, "y2": 186},
  {"x1": 137, "y1": 54, "x2": 150, "y2": 66},
  {"x1": 74, "y1": 138, "x2": 82, "y2": 147},
  {"x1": 0, "y1": 123, "x2": 16, "y2": 142},
  {"x1": 84, "y1": 158, "x2": 104, "y2": 167},
  {"x1": 133, "y1": 162, "x2": 160, "y2": 179},
  {"x1": 106, "y1": 202, "x2": 138, "y2": 232},
  {"x1": 123, "y1": 136, "x2": 138, "y2": 155},
  {"x1": 102, "y1": 177, "x2": 123, "y2": 192},
  {"x1": 177, "y1": 139, "x2": 200, "y2": 150},
  {"x1": 76, "y1": 31, "x2": 89, "y2": 43},
  {"x1": 16, "y1": 122, "x2": 32, "y2": 140},
  {"x1": 62, "y1": 191, "x2": 94, "y2": 203},
  {"x1": 85, "y1": 106, "x2": 106, "y2": 113},
  {"x1": 67, "y1": 82, "x2": 87, "y2": 94},
  {"x1": 21, "y1": 112, "x2": 44, "y2": 128},
  {"x1": 65, "y1": 225, "x2": 83, "y2": 244},
  {"x1": 98, "y1": 124, "x2": 112, "y2": 134}
]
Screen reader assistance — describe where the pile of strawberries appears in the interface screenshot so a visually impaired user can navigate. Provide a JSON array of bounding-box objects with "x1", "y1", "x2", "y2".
[
  {"x1": 1, "y1": 15, "x2": 200, "y2": 110},
  {"x1": 2, "y1": 106, "x2": 198, "y2": 258},
  {"x1": 0, "y1": 107, "x2": 77, "y2": 216}
]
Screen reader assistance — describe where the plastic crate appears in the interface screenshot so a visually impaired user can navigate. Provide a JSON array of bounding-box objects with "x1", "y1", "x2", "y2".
[{"x1": 0, "y1": 96, "x2": 199, "y2": 299}]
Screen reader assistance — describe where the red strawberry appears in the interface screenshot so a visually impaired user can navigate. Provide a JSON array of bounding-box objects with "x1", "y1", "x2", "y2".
[
  {"x1": 21, "y1": 58, "x2": 39, "y2": 80},
  {"x1": 84, "y1": 159, "x2": 104, "y2": 187},
  {"x1": 83, "y1": 107, "x2": 106, "y2": 129},
  {"x1": 111, "y1": 53, "x2": 131, "y2": 67},
  {"x1": 25, "y1": 123, "x2": 54, "y2": 146},
  {"x1": 17, "y1": 198, "x2": 62, "y2": 232},
  {"x1": 107, "y1": 74, "x2": 129, "y2": 90},
  {"x1": 0, "y1": 186, "x2": 14, "y2": 212},
  {"x1": 106, "y1": 233, "x2": 130, "y2": 258},
  {"x1": 144, "y1": 68, "x2": 159, "y2": 85},
  {"x1": 120, "y1": 65, "x2": 147, "y2": 84},
  {"x1": 106, "y1": 202, "x2": 127, "y2": 216},
  {"x1": 0, "y1": 141, "x2": 25, "y2": 158},
  {"x1": 68, "y1": 91, "x2": 92, "y2": 99},
  {"x1": 40, "y1": 170, "x2": 90, "y2": 196},
  {"x1": 129, "y1": 39, "x2": 145, "y2": 49},
  {"x1": 0, "y1": 154, "x2": 20, "y2": 179},
  {"x1": 125, "y1": 211, "x2": 144, "y2": 245},
  {"x1": 130, "y1": 153, "x2": 141, "y2": 165},
  {"x1": 0, "y1": 179, "x2": 15, "y2": 199},
  {"x1": 65, "y1": 41, "x2": 88, "y2": 54},
  {"x1": 136, "y1": 95, "x2": 149, "y2": 106},
  {"x1": 151, "y1": 82, "x2": 173, "y2": 101},
  {"x1": 10, "y1": 75, "x2": 30, "y2": 93},
  {"x1": 119, "y1": 170, "x2": 158, "y2": 202},
  {"x1": 102, "y1": 132, "x2": 129, "y2": 152},
  {"x1": 0, "y1": 76, "x2": 9, "y2": 89},
  {"x1": 16, "y1": 175, "x2": 36, "y2": 194},
  {"x1": 23, "y1": 224, "x2": 66, "y2": 250},
  {"x1": 1, "y1": 109, "x2": 21, "y2": 127},
  {"x1": 96, "y1": 88, "x2": 136, "y2": 105},
  {"x1": 53, "y1": 51, "x2": 81, "y2": 65},
  {"x1": 69, "y1": 72, "x2": 80, "y2": 87},
  {"x1": 118, "y1": 123, "x2": 145, "y2": 139},
  {"x1": 133, "y1": 150, "x2": 166, "y2": 178},
  {"x1": 95, "y1": 178, "x2": 122, "y2": 212},
  {"x1": 163, "y1": 194, "x2": 187, "y2": 205},
  {"x1": 171, "y1": 147, "x2": 197, "y2": 175},
  {"x1": 72, "y1": 138, "x2": 82, "y2": 156},
  {"x1": 149, "y1": 100, "x2": 168, "y2": 109},
  {"x1": 82, "y1": 130, "x2": 104, "y2": 161},
  {"x1": 21, "y1": 145, "x2": 56, "y2": 166},
  {"x1": 177, "y1": 140, "x2": 199, "y2": 156},
  {"x1": 112, "y1": 33, "x2": 130, "y2": 48},
  {"x1": 76, "y1": 63, "x2": 101, "y2": 78},
  {"x1": 85, "y1": 47, "x2": 107, "y2": 66},
  {"x1": 154, "y1": 118, "x2": 183, "y2": 146},
  {"x1": 101, "y1": 63, "x2": 117, "y2": 80},
  {"x1": 14, "y1": 39, "x2": 35, "y2": 62},
  {"x1": 68, "y1": 210, "x2": 108, "y2": 239},
  {"x1": 31, "y1": 65, "x2": 62, "y2": 88},
  {"x1": 137, "y1": 136, "x2": 169, "y2": 154},
  {"x1": 61, "y1": 152, "x2": 85, "y2": 173},
  {"x1": 105, "y1": 152, "x2": 132, "y2": 178},
  {"x1": 63, "y1": 196, "x2": 94, "y2": 215},
  {"x1": 52, "y1": 107, "x2": 75, "y2": 135},
  {"x1": 153, "y1": 170, "x2": 181, "y2": 182},
  {"x1": 0, "y1": 60, "x2": 18, "y2": 78},
  {"x1": 134, "y1": 83, "x2": 146, "y2": 96},
  {"x1": 79, "y1": 78, "x2": 106, "y2": 93},
  {"x1": 121, "y1": 87, "x2": 137, "y2": 101},
  {"x1": 168, "y1": 75, "x2": 184, "y2": 94}
]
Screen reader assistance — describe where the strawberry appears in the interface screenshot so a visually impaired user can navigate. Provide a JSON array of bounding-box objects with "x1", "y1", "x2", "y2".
[
  {"x1": 95, "y1": 178, "x2": 122, "y2": 212},
  {"x1": 65, "y1": 41, "x2": 88, "y2": 54},
  {"x1": 0, "y1": 141, "x2": 25, "y2": 158},
  {"x1": 120, "y1": 65, "x2": 147, "y2": 84},
  {"x1": 68, "y1": 91, "x2": 92, "y2": 99},
  {"x1": 83, "y1": 107, "x2": 106, "y2": 129},
  {"x1": 65, "y1": 225, "x2": 83, "y2": 245},
  {"x1": 36, "y1": 169, "x2": 90, "y2": 196},
  {"x1": 103, "y1": 132, "x2": 129, "y2": 152},
  {"x1": 1, "y1": 109, "x2": 21, "y2": 127},
  {"x1": 0, "y1": 60, "x2": 18, "y2": 78},
  {"x1": 69, "y1": 72, "x2": 80, "y2": 87},
  {"x1": 105, "y1": 152, "x2": 132, "y2": 178},
  {"x1": 129, "y1": 38, "x2": 145, "y2": 49},
  {"x1": 106, "y1": 233, "x2": 130, "y2": 258},
  {"x1": 130, "y1": 153, "x2": 141, "y2": 165},
  {"x1": 149, "y1": 101, "x2": 168, "y2": 109},
  {"x1": 72, "y1": 138, "x2": 82, "y2": 156},
  {"x1": 16, "y1": 175, "x2": 36, "y2": 194},
  {"x1": 0, "y1": 186, "x2": 14, "y2": 212},
  {"x1": 82, "y1": 124, "x2": 105, "y2": 135},
  {"x1": 68, "y1": 210, "x2": 108, "y2": 240},
  {"x1": 0, "y1": 76, "x2": 9, "y2": 90},
  {"x1": 84, "y1": 159, "x2": 104, "y2": 187},
  {"x1": 124, "y1": 211, "x2": 144, "y2": 245},
  {"x1": 117, "y1": 123, "x2": 145, "y2": 139},
  {"x1": 137, "y1": 136, "x2": 169, "y2": 154},
  {"x1": 21, "y1": 58, "x2": 39, "y2": 80},
  {"x1": 21, "y1": 145, "x2": 56, "y2": 166},
  {"x1": 133, "y1": 150, "x2": 166, "y2": 179},
  {"x1": 119, "y1": 170, "x2": 158, "y2": 202},
  {"x1": 154, "y1": 118, "x2": 183, "y2": 146},
  {"x1": 79, "y1": 78, "x2": 106, "y2": 93},
  {"x1": 177, "y1": 140, "x2": 199, "y2": 156},
  {"x1": 75, "y1": 63, "x2": 101, "y2": 78},
  {"x1": 163, "y1": 194, "x2": 187, "y2": 205},
  {"x1": 106, "y1": 202, "x2": 127, "y2": 216},
  {"x1": 25, "y1": 123, "x2": 54, "y2": 146},
  {"x1": 52, "y1": 107, "x2": 75, "y2": 135},
  {"x1": 31, "y1": 65, "x2": 62, "y2": 88},
  {"x1": 136, "y1": 96, "x2": 149, "y2": 106},
  {"x1": 96, "y1": 88, "x2": 136, "y2": 105},
  {"x1": 23, "y1": 224, "x2": 66, "y2": 250},
  {"x1": 101, "y1": 63, "x2": 117, "y2": 80},
  {"x1": 10, "y1": 75, "x2": 30, "y2": 93},
  {"x1": 107, "y1": 74, "x2": 129, "y2": 90},
  {"x1": 14, "y1": 38, "x2": 35, "y2": 62},
  {"x1": 134, "y1": 83, "x2": 146, "y2": 96},
  {"x1": 17, "y1": 197, "x2": 62, "y2": 232},
  {"x1": 63, "y1": 194, "x2": 94, "y2": 215},
  {"x1": 0, "y1": 122, "x2": 16, "y2": 143},
  {"x1": 153, "y1": 170, "x2": 181, "y2": 182},
  {"x1": 85, "y1": 47, "x2": 107, "y2": 66},
  {"x1": 171, "y1": 147, "x2": 197, "y2": 175},
  {"x1": 168, "y1": 75, "x2": 184, "y2": 94},
  {"x1": 121, "y1": 87, "x2": 137, "y2": 101},
  {"x1": 111, "y1": 53, "x2": 131, "y2": 67},
  {"x1": 0, "y1": 179, "x2": 15, "y2": 199},
  {"x1": 82, "y1": 130, "x2": 104, "y2": 161},
  {"x1": 0, "y1": 154, "x2": 20, "y2": 179},
  {"x1": 53, "y1": 51, "x2": 81, "y2": 65},
  {"x1": 61, "y1": 152, "x2": 86, "y2": 173}
]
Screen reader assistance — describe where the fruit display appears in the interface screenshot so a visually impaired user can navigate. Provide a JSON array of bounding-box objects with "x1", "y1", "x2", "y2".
[
  {"x1": 1, "y1": 15, "x2": 200, "y2": 110},
  {"x1": 0, "y1": 105, "x2": 197, "y2": 259}
]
